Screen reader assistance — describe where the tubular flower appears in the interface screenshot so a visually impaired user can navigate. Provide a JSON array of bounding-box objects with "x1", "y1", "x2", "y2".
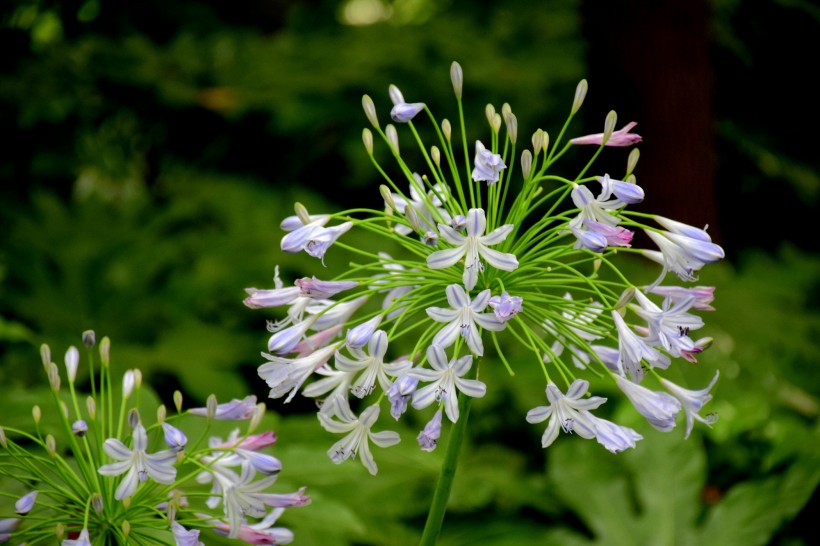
[{"x1": 243, "y1": 62, "x2": 724, "y2": 480}]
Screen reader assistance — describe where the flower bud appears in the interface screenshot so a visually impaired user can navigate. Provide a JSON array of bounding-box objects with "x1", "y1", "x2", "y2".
[
  {"x1": 91, "y1": 492, "x2": 104, "y2": 515},
  {"x1": 422, "y1": 230, "x2": 439, "y2": 246},
  {"x1": 385, "y1": 124, "x2": 399, "y2": 153},
  {"x1": 86, "y1": 396, "x2": 97, "y2": 420},
  {"x1": 492, "y1": 113, "x2": 502, "y2": 134},
  {"x1": 32, "y1": 405, "x2": 41, "y2": 425},
  {"x1": 362, "y1": 128, "x2": 374, "y2": 155},
  {"x1": 532, "y1": 129, "x2": 543, "y2": 156},
  {"x1": 294, "y1": 202, "x2": 311, "y2": 226},
  {"x1": 379, "y1": 186, "x2": 396, "y2": 210},
  {"x1": 61, "y1": 400, "x2": 69, "y2": 419},
  {"x1": 505, "y1": 113, "x2": 518, "y2": 144},
  {"x1": 122, "y1": 520, "x2": 131, "y2": 537},
  {"x1": 40, "y1": 343, "x2": 52, "y2": 373},
  {"x1": 417, "y1": 410, "x2": 443, "y2": 452},
  {"x1": 167, "y1": 502, "x2": 177, "y2": 524},
  {"x1": 206, "y1": 394, "x2": 218, "y2": 421},
  {"x1": 362, "y1": 94, "x2": 379, "y2": 128},
  {"x1": 15, "y1": 491, "x2": 37, "y2": 515},
  {"x1": 157, "y1": 404, "x2": 167, "y2": 424},
  {"x1": 572, "y1": 79, "x2": 588, "y2": 115},
  {"x1": 346, "y1": 316, "x2": 383, "y2": 348},
  {"x1": 174, "y1": 390, "x2": 183, "y2": 412},
  {"x1": 430, "y1": 145, "x2": 440, "y2": 166},
  {"x1": 441, "y1": 119, "x2": 451, "y2": 141},
  {"x1": 249, "y1": 402, "x2": 266, "y2": 434},
  {"x1": 122, "y1": 497, "x2": 131, "y2": 509},
  {"x1": 520, "y1": 150, "x2": 532, "y2": 179},
  {"x1": 122, "y1": 370, "x2": 135, "y2": 399},
  {"x1": 82, "y1": 330, "x2": 96, "y2": 348},
  {"x1": 391, "y1": 102, "x2": 425, "y2": 123},
  {"x1": 47, "y1": 362, "x2": 61, "y2": 392},
  {"x1": 450, "y1": 61, "x2": 463, "y2": 99},
  {"x1": 626, "y1": 148, "x2": 640, "y2": 177},
  {"x1": 55, "y1": 522, "x2": 65, "y2": 541},
  {"x1": 602, "y1": 110, "x2": 618, "y2": 145},
  {"x1": 65, "y1": 346, "x2": 79, "y2": 383},
  {"x1": 485, "y1": 103, "x2": 496, "y2": 127},
  {"x1": 541, "y1": 131, "x2": 549, "y2": 156},
  {"x1": 45, "y1": 434, "x2": 56, "y2": 456},
  {"x1": 100, "y1": 336, "x2": 110, "y2": 367},
  {"x1": 614, "y1": 286, "x2": 636, "y2": 310},
  {"x1": 0, "y1": 426, "x2": 7, "y2": 448},
  {"x1": 501, "y1": 102, "x2": 512, "y2": 119},
  {"x1": 404, "y1": 204, "x2": 422, "y2": 232},
  {"x1": 162, "y1": 422, "x2": 187, "y2": 452},
  {"x1": 72, "y1": 420, "x2": 88, "y2": 437},
  {"x1": 128, "y1": 408, "x2": 141, "y2": 430},
  {"x1": 388, "y1": 83, "x2": 404, "y2": 105}
]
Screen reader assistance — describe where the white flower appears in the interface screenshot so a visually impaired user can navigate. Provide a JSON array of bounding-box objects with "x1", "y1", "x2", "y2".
[
  {"x1": 427, "y1": 208, "x2": 518, "y2": 290},
  {"x1": 62, "y1": 528, "x2": 91, "y2": 546},
  {"x1": 407, "y1": 345, "x2": 486, "y2": 422},
  {"x1": 334, "y1": 330, "x2": 411, "y2": 398},
  {"x1": 525, "y1": 379, "x2": 604, "y2": 448},
  {"x1": 171, "y1": 522, "x2": 204, "y2": 546},
  {"x1": 97, "y1": 423, "x2": 177, "y2": 500},
  {"x1": 426, "y1": 284, "x2": 505, "y2": 356},
  {"x1": 659, "y1": 371, "x2": 719, "y2": 438},
  {"x1": 318, "y1": 403, "x2": 400, "y2": 475}
]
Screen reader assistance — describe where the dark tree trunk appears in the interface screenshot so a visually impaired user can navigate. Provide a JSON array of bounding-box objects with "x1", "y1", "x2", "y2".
[{"x1": 580, "y1": 0, "x2": 720, "y2": 240}]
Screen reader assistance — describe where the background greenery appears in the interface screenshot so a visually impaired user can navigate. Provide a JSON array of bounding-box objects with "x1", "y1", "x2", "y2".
[{"x1": 1, "y1": 0, "x2": 818, "y2": 544}]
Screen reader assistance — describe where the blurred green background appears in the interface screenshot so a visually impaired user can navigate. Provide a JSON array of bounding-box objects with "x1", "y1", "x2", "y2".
[{"x1": 1, "y1": 0, "x2": 819, "y2": 544}]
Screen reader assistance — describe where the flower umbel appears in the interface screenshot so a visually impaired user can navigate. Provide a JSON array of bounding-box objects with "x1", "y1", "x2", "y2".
[{"x1": 245, "y1": 62, "x2": 723, "y2": 490}]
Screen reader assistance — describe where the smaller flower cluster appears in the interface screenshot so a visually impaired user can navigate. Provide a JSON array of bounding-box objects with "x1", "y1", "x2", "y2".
[{"x1": 0, "y1": 332, "x2": 308, "y2": 545}]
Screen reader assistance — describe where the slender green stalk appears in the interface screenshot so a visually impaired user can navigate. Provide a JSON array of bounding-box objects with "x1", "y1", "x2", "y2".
[{"x1": 419, "y1": 392, "x2": 473, "y2": 546}]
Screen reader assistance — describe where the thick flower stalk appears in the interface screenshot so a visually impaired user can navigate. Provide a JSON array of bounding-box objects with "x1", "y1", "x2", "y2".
[
  {"x1": 0, "y1": 332, "x2": 308, "y2": 545},
  {"x1": 245, "y1": 62, "x2": 724, "y2": 543}
]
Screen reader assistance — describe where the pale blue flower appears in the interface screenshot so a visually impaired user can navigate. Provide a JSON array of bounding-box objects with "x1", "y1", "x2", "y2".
[
  {"x1": 427, "y1": 207, "x2": 518, "y2": 291},
  {"x1": 597, "y1": 173, "x2": 644, "y2": 204},
  {"x1": 615, "y1": 375, "x2": 681, "y2": 432},
  {"x1": 526, "y1": 379, "x2": 604, "y2": 448},
  {"x1": 426, "y1": 284, "x2": 505, "y2": 356},
  {"x1": 488, "y1": 291, "x2": 523, "y2": 322},
  {"x1": 660, "y1": 371, "x2": 719, "y2": 438},
  {"x1": 588, "y1": 414, "x2": 643, "y2": 453},
  {"x1": 345, "y1": 315, "x2": 383, "y2": 348},
  {"x1": 417, "y1": 410, "x2": 443, "y2": 452},
  {"x1": 98, "y1": 423, "x2": 177, "y2": 500},
  {"x1": 171, "y1": 522, "x2": 204, "y2": 546},
  {"x1": 335, "y1": 331, "x2": 411, "y2": 398},
  {"x1": 387, "y1": 374, "x2": 418, "y2": 420},
  {"x1": 631, "y1": 290, "x2": 703, "y2": 358},
  {"x1": 408, "y1": 345, "x2": 486, "y2": 423},
  {"x1": 258, "y1": 342, "x2": 341, "y2": 402},
  {"x1": 72, "y1": 420, "x2": 88, "y2": 437},
  {"x1": 612, "y1": 310, "x2": 670, "y2": 382},
  {"x1": 318, "y1": 403, "x2": 400, "y2": 475},
  {"x1": 471, "y1": 140, "x2": 506, "y2": 184}
]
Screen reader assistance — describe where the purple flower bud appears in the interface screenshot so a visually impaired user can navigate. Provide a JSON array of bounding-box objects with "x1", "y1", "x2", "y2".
[
  {"x1": 584, "y1": 220, "x2": 633, "y2": 247},
  {"x1": 346, "y1": 316, "x2": 383, "y2": 348},
  {"x1": 190, "y1": 396, "x2": 258, "y2": 420},
  {"x1": 387, "y1": 375, "x2": 419, "y2": 420},
  {"x1": 162, "y1": 422, "x2": 187, "y2": 452},
  {"x1": 239, "y1": 448, "x2": 282, "y2": 474},
  {"x1": 450, "y1": 215, "x2": 466, "y2": 231},
  {"x1": 417, "y1": 410, "x2": 443, "y2": 452},
  {"x1": 422, "y1": 231, "x2": 439, "y2": 246},
  {"x1": 598, "y1": 174, "x2": 644, "y2": 204},
  {"x1": 570, "y1": 121, "x2": 642, "y2": 147},
  {"x1": 390, "y1": 102, "x2": 425, "y2": 123},
  {"x1": 72, "y1": 420, "x2": 88, "y2": 437},
  {"x1": 572, "y1": 227, "x2": 608, "y2": 253},
  {"x1": 243, "y1": 286, "x2": 300, "y2": 309},
  {"x1": 14, "y1": 491, "x2": 37, "y2": 515},
  {"x1": 295, "y1": 277, "x2": 358, "y2": 299}
]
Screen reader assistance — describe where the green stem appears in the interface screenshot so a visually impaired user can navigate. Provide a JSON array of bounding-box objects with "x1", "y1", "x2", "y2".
[{"x1": 419, "y1": 393, "x2": 473, "y2": 546}]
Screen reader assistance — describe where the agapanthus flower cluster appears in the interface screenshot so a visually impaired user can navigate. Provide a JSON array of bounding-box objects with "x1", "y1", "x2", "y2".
[
  {"x1": 245, "y1": 62, "x2": 723, "y2": 474},
  {"x1": 0, "y1": 332, "x2": 308, "y2": 545}
]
